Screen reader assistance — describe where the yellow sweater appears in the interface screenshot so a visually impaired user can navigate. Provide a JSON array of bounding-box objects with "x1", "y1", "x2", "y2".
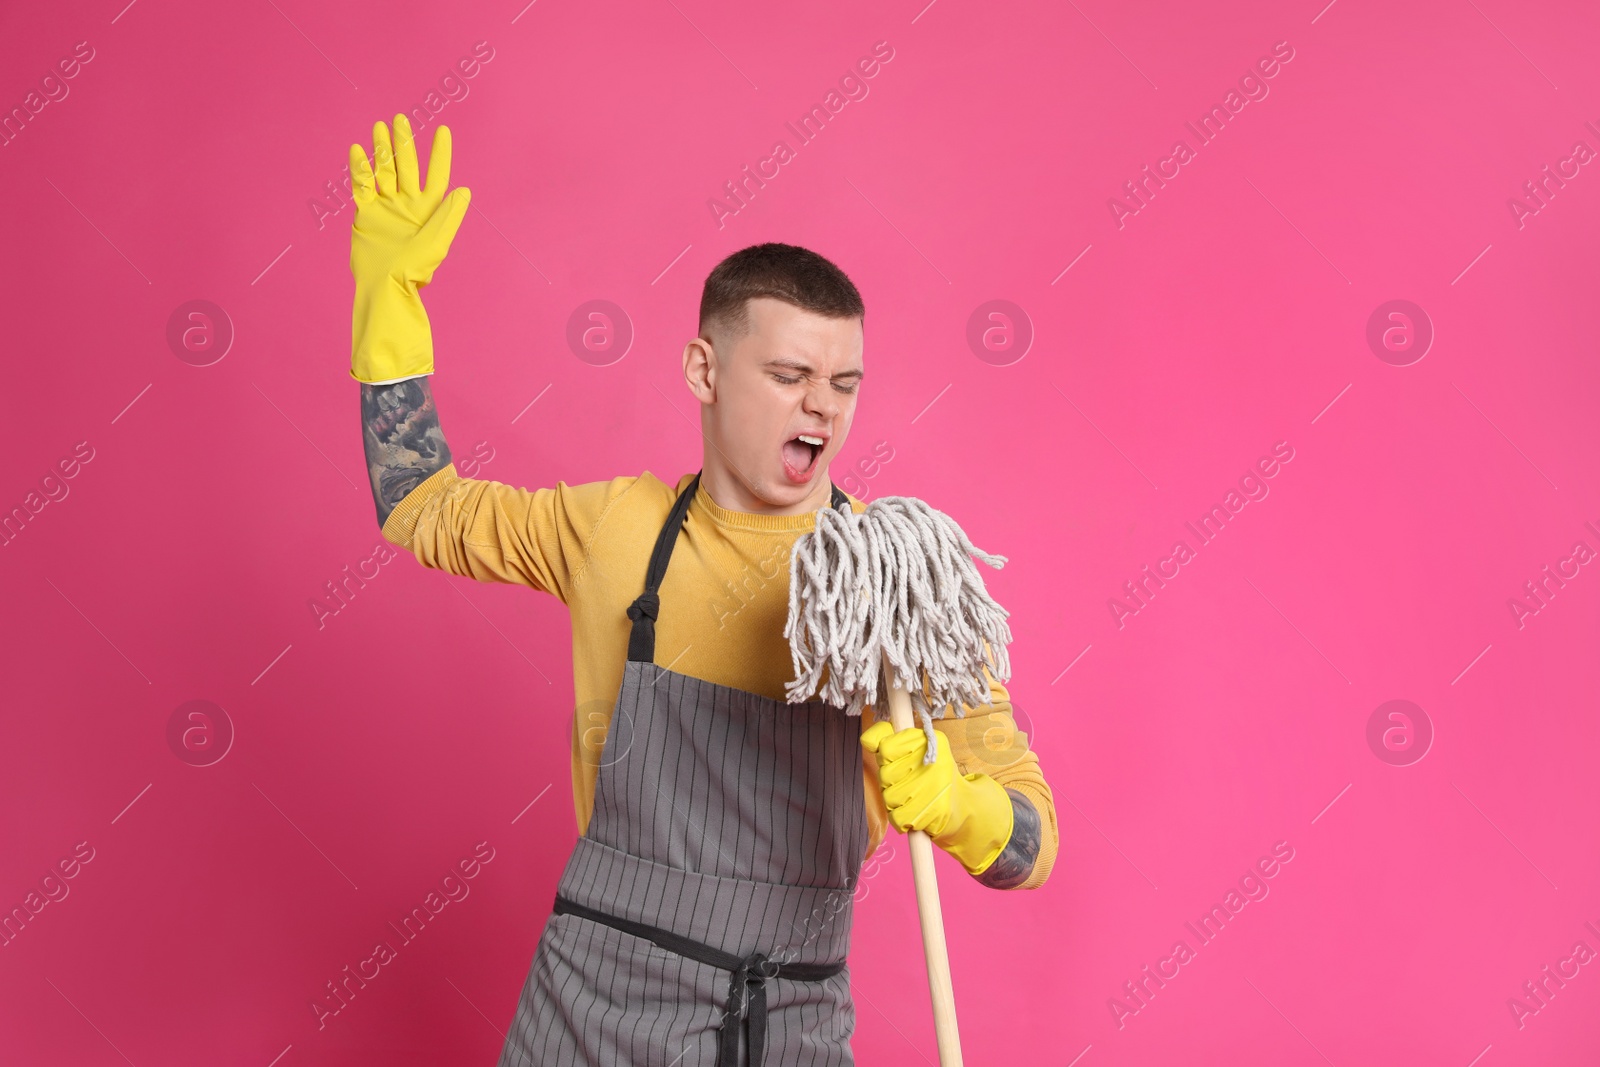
[{"x1": 382, "y1": 464, "x2": 1058, "y2": 890}]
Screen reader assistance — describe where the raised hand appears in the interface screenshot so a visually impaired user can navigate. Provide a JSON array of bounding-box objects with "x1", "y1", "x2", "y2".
[{"x1": 348, "y1": 113, "x2": 472, "y2": 384}]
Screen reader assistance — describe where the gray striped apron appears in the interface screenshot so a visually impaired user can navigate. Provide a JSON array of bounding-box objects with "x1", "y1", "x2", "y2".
[{"x1": 498, "y1": 474, "x2": 867, "y2": 1067}]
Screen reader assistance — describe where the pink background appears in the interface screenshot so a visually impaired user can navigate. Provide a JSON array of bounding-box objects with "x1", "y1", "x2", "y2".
[{"x1": 2, "y1": 0, "x2": 1598, "y2": 1063}]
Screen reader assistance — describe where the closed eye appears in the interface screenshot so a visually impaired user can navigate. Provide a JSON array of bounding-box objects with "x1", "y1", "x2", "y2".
[{"x1": 772, "y1": 372, "x2": 860, "y2": 394}]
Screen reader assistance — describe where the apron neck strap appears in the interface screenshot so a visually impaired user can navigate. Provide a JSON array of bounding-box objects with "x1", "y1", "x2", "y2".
[{"x1": 626, "y1": 473, "x2": 849, "y2": 663}]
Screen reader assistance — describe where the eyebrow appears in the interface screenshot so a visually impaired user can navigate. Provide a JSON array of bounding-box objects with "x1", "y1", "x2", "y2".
[{"x1": 762, "y1": 357, "x2": 865, "y2": 380}]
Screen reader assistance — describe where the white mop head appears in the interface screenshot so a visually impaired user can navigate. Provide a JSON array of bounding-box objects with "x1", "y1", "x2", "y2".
[{"x1": 784, "y1": 494, "x2": 1013, "y2": 736}]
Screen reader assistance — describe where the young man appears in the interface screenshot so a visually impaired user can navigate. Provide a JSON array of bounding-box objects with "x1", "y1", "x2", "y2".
[{"x1": 348, "y1": 114, "x2": 1058, "y2": 1065}]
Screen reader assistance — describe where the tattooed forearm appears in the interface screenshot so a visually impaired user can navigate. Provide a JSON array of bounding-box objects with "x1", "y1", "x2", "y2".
[
  {"x1": 360, "y1": 378, "x2": 452, "y2": 527},
  {"x1": 975, "y1": 788, "x2": 1041, "y2": 890}
]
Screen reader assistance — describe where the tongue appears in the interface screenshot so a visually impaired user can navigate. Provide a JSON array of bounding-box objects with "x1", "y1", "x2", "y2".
[{"x1": 783, "y1": 439, "x2": 814, "y2": 471}]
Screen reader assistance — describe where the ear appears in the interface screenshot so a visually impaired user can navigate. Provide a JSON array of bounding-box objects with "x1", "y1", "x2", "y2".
[{"x1": 683, "y1": 336, "x2": 716, "y2": 403}]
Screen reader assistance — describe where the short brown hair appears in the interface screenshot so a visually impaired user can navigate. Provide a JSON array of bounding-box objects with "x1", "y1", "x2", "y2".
[{"x1": 698, "y1": 242, "x2": 864, "y2": 348}]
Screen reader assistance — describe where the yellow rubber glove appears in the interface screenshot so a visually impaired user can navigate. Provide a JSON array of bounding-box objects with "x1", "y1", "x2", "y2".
[
  {"x1": 348, "y1": 113, "x2": 472, "y2": 384},
  {"x1": 861, "y1": 720, "x2": 1015, "y2": 876}
]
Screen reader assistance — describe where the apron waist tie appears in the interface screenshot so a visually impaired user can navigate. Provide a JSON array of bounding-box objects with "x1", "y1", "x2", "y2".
[{"x1": 553, "y1": 894, "x2": 846, "y2": 1067}]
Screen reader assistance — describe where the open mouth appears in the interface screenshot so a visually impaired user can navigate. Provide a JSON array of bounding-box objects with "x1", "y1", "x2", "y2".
[{"x1": 781, "y1": 434, "x2": 824, "y2": 481}]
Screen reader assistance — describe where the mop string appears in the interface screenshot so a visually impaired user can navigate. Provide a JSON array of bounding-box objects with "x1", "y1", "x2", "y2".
[{"x1": 785, "y1": 495, "x2": 1014, "y2": 765}]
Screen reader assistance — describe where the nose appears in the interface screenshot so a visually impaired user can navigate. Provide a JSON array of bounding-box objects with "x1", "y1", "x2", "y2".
[{"x1": 803, "y1": 378, "x2": 841, "y2": 420}]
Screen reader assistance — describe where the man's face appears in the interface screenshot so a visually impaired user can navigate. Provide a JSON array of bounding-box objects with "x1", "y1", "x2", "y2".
[{"x1": 687, "y1": 296, "x2": 865, "y2": 514}]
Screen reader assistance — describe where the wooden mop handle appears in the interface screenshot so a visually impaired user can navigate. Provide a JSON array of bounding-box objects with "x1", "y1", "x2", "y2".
[{"x1": 881, "y1": 651, "x2": 964, "y2": 1066}]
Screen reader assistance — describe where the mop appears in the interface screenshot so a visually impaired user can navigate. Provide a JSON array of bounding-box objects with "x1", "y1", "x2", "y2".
[{"x1": 785, "y1": 494, "x2": 1014, "y2": 1066}]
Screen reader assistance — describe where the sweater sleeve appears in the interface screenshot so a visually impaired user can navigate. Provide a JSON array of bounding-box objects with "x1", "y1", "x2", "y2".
[
  {"x1": 934, "y1": 668, "x2": 1060, "y2": 891},
  {"x1": 379, "y1": 463, "x2": 637, "y2": 604}
]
